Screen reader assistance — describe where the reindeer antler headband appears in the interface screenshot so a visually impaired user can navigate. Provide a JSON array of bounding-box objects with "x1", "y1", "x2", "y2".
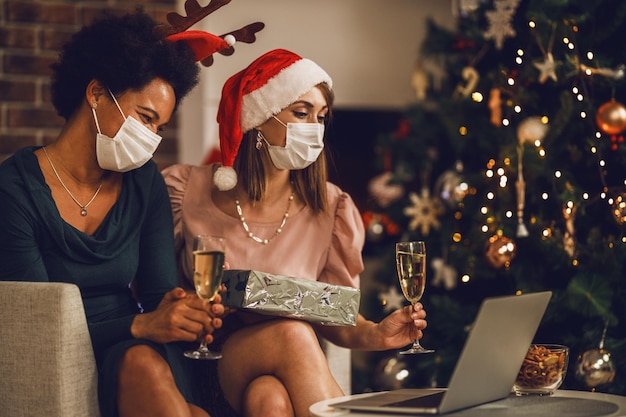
[{"x1": 154, "y1": 0, "x2": 265, "y2": 66}]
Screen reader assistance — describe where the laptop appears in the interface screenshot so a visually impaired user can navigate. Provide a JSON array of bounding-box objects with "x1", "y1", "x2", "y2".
[{"x1": 332, "y1": 291, "x2": 552, "y2": 415}]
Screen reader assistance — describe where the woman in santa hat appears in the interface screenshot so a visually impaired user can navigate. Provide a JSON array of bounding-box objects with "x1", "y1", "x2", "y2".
[{"x1": 163, "y1": 48, "x2": 428, "y2": 417}]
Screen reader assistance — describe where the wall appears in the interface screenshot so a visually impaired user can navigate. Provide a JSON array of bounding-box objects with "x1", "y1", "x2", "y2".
[
  {"x1": 0, "y1": 0, "x2": 454, "y2": 166},
  {"x1": 0, "y1": 0, "x2": 179, "y2": 166},
  {"x1": 177, "y1": 0, "x2": 456, "y2": 164}
]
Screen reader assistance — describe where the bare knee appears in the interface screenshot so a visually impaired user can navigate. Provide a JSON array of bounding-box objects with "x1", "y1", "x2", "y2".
[
  {"x1": 243, "y1": 376, "x2": 294, "y2": 417},
  {"x1": 117, "y1": 345, "x2": 202, "y2": 417},
  {"x1": 218, "y1": 320, "x2": 330, "y2": 413},
  {"x1": 118, "y1": 344, "x2": 169, "y2": 384},
  {"x1": 270, "y1": 320, "x2": 324, "y2": 356}
]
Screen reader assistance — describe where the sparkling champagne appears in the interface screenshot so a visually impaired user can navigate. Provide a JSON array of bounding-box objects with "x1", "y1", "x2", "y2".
[
  {"x1": 396, "y1": 251, "x2": 426, "y2": 304},
  {"x1": 193, "y1": 250, "x2": 225, "y2": 302}
]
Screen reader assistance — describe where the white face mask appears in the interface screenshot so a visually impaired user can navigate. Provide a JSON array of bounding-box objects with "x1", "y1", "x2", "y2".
[
  {"x1": 265, "y1": 116, "x2": 324, "y2": 170},
  {"x1": 93, "y1": 89, "x2": 162, "y2": 172}
]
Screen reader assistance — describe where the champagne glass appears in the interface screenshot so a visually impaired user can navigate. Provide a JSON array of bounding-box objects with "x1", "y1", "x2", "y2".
[
  {"x1": 184, "y1": 235, "x2": 225, "y2": 360},
  {"x1": 396, "y1": 241, "x2": 434, "y2": 354}
]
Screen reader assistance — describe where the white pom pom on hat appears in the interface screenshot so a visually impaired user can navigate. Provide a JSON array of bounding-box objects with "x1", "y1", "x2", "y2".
[
  {"x1": 214, "y1": 165, "x2": 238, "y2": 191},
  {"x1": 214, "y1": 48, "x2": 332, "y2": 191}
]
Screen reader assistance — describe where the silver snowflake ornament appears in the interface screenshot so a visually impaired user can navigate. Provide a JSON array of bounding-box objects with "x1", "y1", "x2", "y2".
[{"x1": 484, "y1": 0, "x2": 521, "y2": 50}]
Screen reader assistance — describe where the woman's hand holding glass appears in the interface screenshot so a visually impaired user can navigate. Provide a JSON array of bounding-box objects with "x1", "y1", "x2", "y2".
[
  {"x1": 129, "y1": 287, "x2": 223, "y2": 344},
  {"x1": 176, "y1": 289, "x2": 224, "y2": 346},
  {"x1": 371, "y1": 302, "x2": 428, "y2": 350},
  {"x1": 184, "y1": 235, "x2": 226, "y2": 360}
]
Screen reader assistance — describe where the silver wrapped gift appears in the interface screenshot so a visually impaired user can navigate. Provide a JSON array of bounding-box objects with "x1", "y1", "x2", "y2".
[{"x1": 221, "y1": 270, "x2": 360, "y2": 326}]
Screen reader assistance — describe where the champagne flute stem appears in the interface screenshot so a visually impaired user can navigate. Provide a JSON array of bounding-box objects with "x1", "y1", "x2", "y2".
[
  {"x1": 197, "y1": 338, "x2": 209, "y2": 353},
  {"x1": 399, "y1": 302, "x2": 434, "y2": 354}
]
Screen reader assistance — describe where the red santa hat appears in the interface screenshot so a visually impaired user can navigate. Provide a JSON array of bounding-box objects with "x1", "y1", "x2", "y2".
[{"x1": 214, "y1": 48, "x2": 333, "y2": 191}]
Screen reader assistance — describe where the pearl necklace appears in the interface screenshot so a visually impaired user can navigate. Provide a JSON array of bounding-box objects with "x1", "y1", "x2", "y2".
[
  {"x1": 235, "y1": 192, "x2": 294, "y2": 245},
  {"x1": 42, "y1": 147, "x2": 103, "y2": 217}
]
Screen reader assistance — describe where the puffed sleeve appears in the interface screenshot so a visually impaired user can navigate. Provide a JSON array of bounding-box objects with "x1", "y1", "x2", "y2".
[
  {"x1": 319, "y1": 191, "x2": 365, "y2": 289},
  {"x1": 161, "y1": 163, "x2": 192, "y2": 253}
]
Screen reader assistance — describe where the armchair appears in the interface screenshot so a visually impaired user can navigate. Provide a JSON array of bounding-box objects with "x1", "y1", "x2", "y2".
[
  {"x1": 0, "y1": 281, "x2": 351, "y2": 417},
  {"x1": 0, "y1": 281, "x2": 101, "y2": 417}
]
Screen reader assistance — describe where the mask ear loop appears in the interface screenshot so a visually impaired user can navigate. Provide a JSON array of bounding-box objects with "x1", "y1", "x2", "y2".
[
  {"x1": 91, "y1": 102, "x2": 103, "y2": 134},
  {"x1": 272, "y1": 115, "x2": 287, "y2": 128},
  {"x1": 270, "y1": 115, "x2": 291, "y2": 147},
  {"x1": 107, "y1": 88, "x2": 127, "y2": 120}
]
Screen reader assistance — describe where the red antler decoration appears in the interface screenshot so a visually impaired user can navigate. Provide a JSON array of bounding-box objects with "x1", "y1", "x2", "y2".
[{"x1": 154, "y1": 0, "x2": 265, "y2": 66}]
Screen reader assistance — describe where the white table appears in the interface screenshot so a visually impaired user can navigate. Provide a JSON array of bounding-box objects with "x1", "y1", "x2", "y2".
[{"x1": 310, "y1": 390, "x2": 626, "y2": 417}]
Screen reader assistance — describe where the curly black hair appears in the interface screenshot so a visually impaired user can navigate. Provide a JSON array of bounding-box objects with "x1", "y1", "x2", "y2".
[{"x1": 50, "y1": 11, "x2": 199, "y2": 120}]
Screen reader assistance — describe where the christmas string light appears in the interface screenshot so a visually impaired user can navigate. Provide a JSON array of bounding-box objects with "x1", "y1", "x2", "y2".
[{"x1": 465, "y1": 16, "x2": 623, "y2": 258}]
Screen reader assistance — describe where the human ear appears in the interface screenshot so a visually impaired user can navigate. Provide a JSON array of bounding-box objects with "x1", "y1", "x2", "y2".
[{"x1": 85, "y1": 79, "x2": 106, "y2": 107}]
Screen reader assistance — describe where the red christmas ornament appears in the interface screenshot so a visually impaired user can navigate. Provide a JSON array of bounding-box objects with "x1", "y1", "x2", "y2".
[
  {"x1": 610, "y1": 134, "x2": 624, "y2": 151},
  {"x1": 452, "y1": 35, "x2": 476, "y2": 50},
  {"x1": 595, "y1": 99, "x2": 626, "y2": 135},
  {"x1": 392, "y1": 119, "x2": 411, "y2": 139}
]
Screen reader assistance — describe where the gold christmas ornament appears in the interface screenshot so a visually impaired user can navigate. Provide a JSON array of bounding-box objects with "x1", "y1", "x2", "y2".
[
  {"x1": 411, "y1": 62, "x2": 429, "y2": 101},
  {"x1": 563, "y1": 203, "x2": 577, "y2": 257},
  {"x1": 595, "y1": 99, "x2": 626, "y2": 135},
  {"x1": 484, "y1": 235, "x2": 517, "y2": 269},
  {"x1": 454, "y1": 66, "x2": 480, "y2": 98},
  {"x1": 516, "y1": 145, "x2": 529, "y2": 238},
  {"x1": 612, "y1": 193, "x2": 626, "y2": 225}
]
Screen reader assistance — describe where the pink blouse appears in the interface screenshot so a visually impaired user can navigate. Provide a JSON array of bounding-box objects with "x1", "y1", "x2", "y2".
[{"x1": 162, "y1": 163, "x2": 364, "y2": 290}]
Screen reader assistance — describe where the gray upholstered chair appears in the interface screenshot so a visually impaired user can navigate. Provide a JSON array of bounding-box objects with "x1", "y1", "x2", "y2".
[
  {"x1": 0, "y1": 281, "x2": 350, "y2": 417},
  {"x1": 0, "y1": 281, "x2": 101, "y2": 417}
]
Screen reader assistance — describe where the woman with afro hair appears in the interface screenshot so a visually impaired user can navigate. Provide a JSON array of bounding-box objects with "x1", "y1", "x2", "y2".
[{"x1": 0, "y1": 11, "x2": 227, "y2": 417}]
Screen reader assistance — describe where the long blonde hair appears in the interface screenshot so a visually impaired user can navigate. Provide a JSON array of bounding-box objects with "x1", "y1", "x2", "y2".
[{"x1": 232, "y1": 82, "x2": 334, "y2": 214}]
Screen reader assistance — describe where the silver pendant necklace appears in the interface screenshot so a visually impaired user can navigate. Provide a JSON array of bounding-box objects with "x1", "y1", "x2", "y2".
[
  {"x1": 235, "y1": 192, "x2": 294, "y2": 245},
  {"x1": 42, "y1": 147, "x2": 103, "y2": 217}
]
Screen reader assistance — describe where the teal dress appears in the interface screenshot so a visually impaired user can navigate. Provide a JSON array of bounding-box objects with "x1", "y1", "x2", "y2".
[{"x1": 0, "y1": 147, "x2": 207, "y2": 416}]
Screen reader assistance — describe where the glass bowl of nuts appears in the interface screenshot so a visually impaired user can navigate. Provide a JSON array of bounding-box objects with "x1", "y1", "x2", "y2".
[{"x1": 513, "y1": 344, "x2": 569, "y2": 396}]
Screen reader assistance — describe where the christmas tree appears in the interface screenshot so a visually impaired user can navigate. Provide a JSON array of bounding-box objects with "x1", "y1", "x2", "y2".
[{"x1": 356, "y1": 0, "x2": 625, "y2": 395}]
